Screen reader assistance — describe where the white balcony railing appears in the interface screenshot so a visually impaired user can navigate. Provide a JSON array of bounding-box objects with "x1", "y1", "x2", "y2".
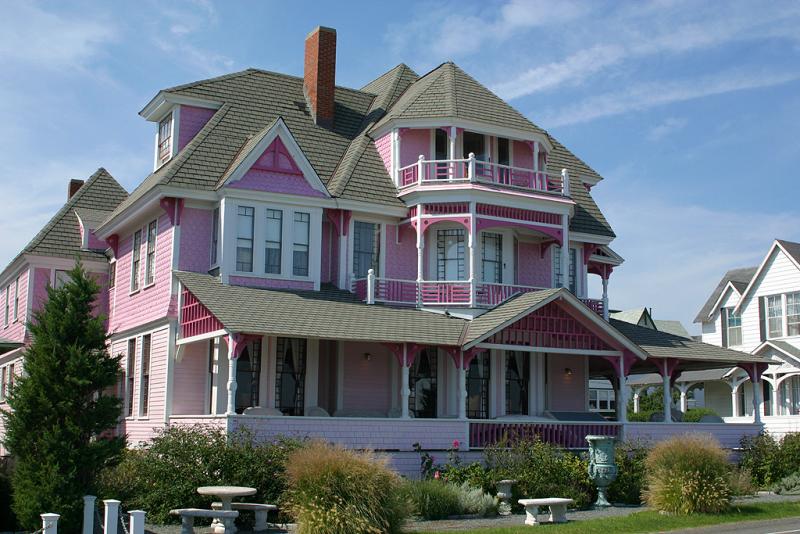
[
  {"x1": 352, "y1": 271, "x2": 604, "y2": 315},
  {"x1": 397, "y1": 153, "x2": 570, "y2": 196}
]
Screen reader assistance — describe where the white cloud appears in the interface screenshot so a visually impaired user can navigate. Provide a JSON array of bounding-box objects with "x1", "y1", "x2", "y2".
[
  {"x1": 0, "y1": 3, "x2": 114, "y2": 70},
  {"x1": 541, "y1": 69, "x2": 800, "y2": 126},
  {"x1": 647, "y1": 117, "x2": 688, "y2": 141},
  {"x1": 499, "y1": 0, "x2": 591, "y2": 29}
]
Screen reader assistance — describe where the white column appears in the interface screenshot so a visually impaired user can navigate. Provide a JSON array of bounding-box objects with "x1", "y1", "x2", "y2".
[
  {"x1": 560, "y1": 217, "x2": 570, "y2": 289},
  {"x1": 392, "y1": 129, "x2": 400, "y2": 185},
  {"x1": 366, "y1": 269, "x2": 376, "y2": 304},
  {"x1": 42, "y1": 514, "x2": 60, "y2": 534},
  {"x1": 633, "y1": 390, "x2": 640, "y2": 413},
  {"x1": 753, "y1": 375, "x2": 763, "y2": 424},
  {"x1": 468, "y1": 201, "x2": 477, "y2": 307},
  {"x1": 458, "y1": 352, "x2": 467, "y2": 420},
  {"x1": 401, "y1": 345, "x2": 410, "y2": 419},
  {"x1": 662, "y1": 361, "x2": 672, "y2": 424},
  {"x1": 771, "y1": 377, "x2": 780, "y2": 416},
  {"x1": 103, "y1": 500, "x2": 120, "y2": 534},
  {"x1": 129, "y1": 511, "x2": 146, "y2": 534},
  {"x1": 601, "y1": 276, "x2": 609, "y2": 320},
  {"x1": 416, "y1": 205, "x2": 425, "y2": 306},
  {"x1": 83, "y1": 496, "x2": 96, "y2": 534},
  {"x1": 226, "y1": 338, "x2": 237, "y2": 416},
  {"x1": 679, "y1": 387, "x2": 688, "y2": 413},
  {"x1": 617, "y1": 356, "x2": 628, "y2": 423},
  {"x1": 731, "y1": 384, "x2": 739, "y2": 418},
  {"x1": 561, "y1": 167, "x2": 570, "y2": 196}
]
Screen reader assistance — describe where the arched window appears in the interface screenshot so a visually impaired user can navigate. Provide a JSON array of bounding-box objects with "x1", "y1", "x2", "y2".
[
  {"x1": 466, "y1": 352, "x2": 490, "y2": 419},
  {"x1": 505, "y1": 351, "x2": 529, "y2": 415},
  {"x1": 275, "y1": 337, "x2": 307, "y2": 415},
  {"x1": 409, "y1": 348, "x2": 437, "y2": 418},
  {"x1": 235, "y1": 340, "x2": 262, "y2": 414}
]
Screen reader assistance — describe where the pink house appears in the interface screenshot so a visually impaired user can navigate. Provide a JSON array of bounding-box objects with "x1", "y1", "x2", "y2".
[{"x1": 0, "y1": 26, "x2": 770, "y2": 470}]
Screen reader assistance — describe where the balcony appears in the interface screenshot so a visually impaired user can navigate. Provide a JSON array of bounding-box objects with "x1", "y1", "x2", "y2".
[
  {"x1": 398, "y1": 153, "x2": 569, "y2": 197},
  {"x1": 352, "y1": 274, "x2": 605, "y2": 316}
]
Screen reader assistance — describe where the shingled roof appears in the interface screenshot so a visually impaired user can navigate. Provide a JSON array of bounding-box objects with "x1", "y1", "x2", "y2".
[
  {"x1": 1, "y1": 168, "x2": 127, "y2": 278},
  {"x1": 104, "y1": 61, "x2": 615, "y2": 239},
  {"x1": 693, "y1": 266, "x2": 757, "y2": 323}
]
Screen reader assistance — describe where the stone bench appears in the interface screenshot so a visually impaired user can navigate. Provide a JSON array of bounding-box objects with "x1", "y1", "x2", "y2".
[
  {"x1": 517, "y1": 498, "x2": 574, "y2": 525},
  {"x1": 211, "y1": 502, "x2": 277, "y2": 532},
  {"x1": 170, "y1": 508, "x2": 239, "y2": 534}
]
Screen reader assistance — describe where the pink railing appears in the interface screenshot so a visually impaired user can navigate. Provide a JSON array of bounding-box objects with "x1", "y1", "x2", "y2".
[
  {"x1": 469, "y1": 420, "x2": 621, "y2": 449},
  {"x1": 352, "y1": 278, "x2": 368, "y2": 301},
  {"x1": 582, "y1": 298, "x2": 604, "y2": 317},
  {"x1": 375, "y1": 278, "x2": 418, "y2": 304},
  {"x1": 398, "y1": 155, "x2": 567, "y2": 196},
  {"x1": 419, "y1": 281, "x2": 472, "y2": 305}
]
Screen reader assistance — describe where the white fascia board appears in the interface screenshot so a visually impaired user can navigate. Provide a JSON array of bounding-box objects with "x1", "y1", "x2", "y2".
[
  {"x1": 371, "y1": 118, "x2": 554, "y2": 153},
  {"x1": 0, "y1": 256, "x2": 28, "y2": 288},
  {"x1": 221, "y1": 118, "x2": 329, "y2": 197},
  {"x1": 25, "y1": 254, "x2": 108, "y2": 273},
  {"x1": 733, "y1": 240, "x2": 800, "y2": 314},
  {"x1": 140, "y1": 91, "x2": 223, "y2": 122},
  {"x1": 706, "y1": 282, "x2": 741, "y2": 321},
  {"x1": 401, "y1": 188, "x2": 574, "y2": 216},
  {"x1": 571, "y1": 232, "x2": 614, "y2": 246}
]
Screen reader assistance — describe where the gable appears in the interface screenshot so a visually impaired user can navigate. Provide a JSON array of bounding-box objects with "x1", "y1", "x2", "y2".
[
  {"x1": 223, "y1": 119, "x2": 329, "y2": 199},
  {"x1": 737, "y1": 245, "x2": 800, "y2": 312}
]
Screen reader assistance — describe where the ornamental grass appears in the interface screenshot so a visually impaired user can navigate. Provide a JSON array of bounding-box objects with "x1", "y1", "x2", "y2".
[
  {"x1": 284, "y1": 441, "x2": 409, "y2": 534},
  {"x1": 643, "y1": 434, "x2": 732, "y2": 514}
]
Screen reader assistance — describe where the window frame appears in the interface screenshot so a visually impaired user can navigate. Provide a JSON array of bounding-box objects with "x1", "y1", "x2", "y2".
[
  {"x1": 139, "y1": 334, "x2": 151, "y2": 417},
  {"x1": 236, "y1": 206, "x2": 255, "y2": 272},
  {"x1": 409, "y1": 347, "x2": 437, "y2": 418},
  {"x1": 235, "y1": 339, "x2": 262, "y2": 413},
  {"x1": 465, "y1": 352, "x2": 490, "y2": 419},
  {"x1": 725, "y1": 306, "x2": 743, "y2": 347},
  {"x1": 144, "y1": 219, "x2": 158, "y2": 287},
  {"x1": 157, "y1": 112, "x2": 174, "y2": 167},
  {"x1": 126, "y1": 338, "x2": 136, "y2": 418},
  {"x1": 292, "y1": 212, "x2": 311, "y2": 277},
  {"x1": 3, "y1": 285, "x2": 8, "y2": 327},
  {"x1": 505, "y1": 351, "x2": 529, "y2": 415},
  {"x1": 787, "y1": 292, "x2": 800, "y2": 337},
  {"x1": 552, "y1": 246, "x2": 577, "y2": 293},
  {"x1": 352, "y1": 220, "x2": 381, "y2": 279},
  {"x1": 211, "y1": 207, "x2": 220, "y2": 267},
  {"x1": 436, "y1": 228, "x2": 466, "y2": 281},
  {"x1": 274, "y1": 337, "x2": 307, "y2": 416},
  {"x1": 481, "y1": 232, "x2": 503, "y2": 284},
  {"x1": 767, "y1": 294, "x2": 784, "y2": 339},
  {"x1": 12, "y1": 276, "x2": 19, "y2": 322},
  {"x1": 265, "y1": 209, "x2": 283, "y2": 275},
  {"x1": 130, "y1": 229, "x2": 143, "y2": 293}
]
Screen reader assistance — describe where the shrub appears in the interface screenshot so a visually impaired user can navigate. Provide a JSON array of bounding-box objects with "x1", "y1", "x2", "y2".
[
  {"x1": 778, "y1": 434, "x2": 800, "y2": 479},
  {"x1": 683, "y1": 408, "x2": 719, "y2": 423},
  {"x1": 284, "y1": 441, "x2": 408, "y2": 534},
  {"x1": 774, "y1": 472, "x2": 800, "y2": 495},
  {"x1": 98, "y1": 425, "x2": 301, "y2": 523},
  {"x1": 644, "y1": 434, "x2": 732, "y2": 514},
  {"x1": 0, "y1": 459, "x2": 18, "y2": 531},
  {"x1": 441, "y1": 462, "x2": 492, "y2": 493},
  {"x1": 403, "y1": 480, "x2": 461, "y2": 520},
  {"x1": 739, "y1": 432, "x2": 781, "y2": 487},
  {"x1": 730, "y1": 467, "x2": 756, "y2": 497},
  {"x1": 484, "y1": 438, "x2": 596, "y2": 510},
  {"x1": 608, "y1": 440, "x2": 649, "y2": 505},
  {"x1": 455, "y1": 482, "x2": 498, "y2": 517}
]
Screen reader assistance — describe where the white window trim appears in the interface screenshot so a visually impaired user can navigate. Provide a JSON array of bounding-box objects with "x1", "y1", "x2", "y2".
[
  {"x1": 130, "y1": 228, "x2": 143, "y2": 295},
  {"x1": 551, "y1": 245, "x2": 579, "y2": 293},
  {"x1": 210, "y1": 206, "x2": 221, "y2": 269},
  {"x1": 139, "y1": 333, "x2": 152, "y2": 418},
  {"x1": 2, "y1": 285, "x2": 8, "y2": 328},
  {"x1": 766, "y1": 293, "x2": 786, "y2": 340},
  {"x1": 786, "y1": 291, "x2": 800, "y2": 338},
  {"x1": 12, "y1": 276, "x2": 19, "y2": 322},
  {"x1": 143, "y1": 219, "x2": 159, "y2": 289},
  {"x1": 153, "y1": 106, "x2": 180, "y2": 171},
  {"x1": 125, "y1": 337, "x2": 137, "y2": 420},
  {"x1": 351, "y1": 218, "x2": 386, "y2": 279},
  {"x1": 428, "y1": 224, "x2": 469, "y2": 281}
]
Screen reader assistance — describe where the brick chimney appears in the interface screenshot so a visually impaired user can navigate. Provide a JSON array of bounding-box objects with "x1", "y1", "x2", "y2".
[
  {"x1": 303, "y1": 26, "x2": 337, "y2": 128},
  {"x1": 68, "y1": 179, "x2": 84, "y2": 199}
]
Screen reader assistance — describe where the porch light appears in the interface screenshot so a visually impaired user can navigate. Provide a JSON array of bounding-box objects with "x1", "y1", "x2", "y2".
[
  {"x1": 564, "y1": 368, "x2": 573, "y2": 376},
  {"x1": 364, "y1": 352, "x2": 372, "y2": 362}
]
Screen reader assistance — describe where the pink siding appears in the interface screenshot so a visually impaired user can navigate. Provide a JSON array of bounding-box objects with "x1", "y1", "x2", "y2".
[
  {"x1": 547, "y1": 354, "x2": 586, "y2": 411},
  {"x1": 111, "y1": 214, "x2": 175, "y2": 334},
  {"x1": 375, "y1": 133, "x2": 392, "y2": 175},
  {"x1": 384, "y1": 225, "x2": 417, "y2": 279},
  {"x1": 178, "y1": 207, "x2": 213, "y2": 273},
  {"x1": 399, "y1": 129, "x2": 430, "y2": 168},
  {"x1": 178, "y1": 106, "x2": 216, "y2": 152},
  {"x1": 1, "y1": 269, "x2": 29, "y2": 342},
  {"x1": 321, "y1": 221, "x2": 332, "y2": 284},
  {"x1": 341, "y1": 341, "x2": 392, "y2": 414},
  {"x1": 512, "y1": 140, "x2": 533, "y2": 169},
  {"x1": 228, "y1": 276, "x2": 314, "y2": 291},
  {"x1": 517, "y1": 242, "x2": 552, "y2": 287},
  {"x1": 229, "y1": 170, "x2": 326, "y2": 198},
  {"x1": 172, "y1": 340, "x2": 209, "y2": 415},
  {"x1": 31, "y1": 268, "x2": 50, "y2": 313},
  {"x1": 115, "y1": 325, "x2": 171, "y2": 445}
]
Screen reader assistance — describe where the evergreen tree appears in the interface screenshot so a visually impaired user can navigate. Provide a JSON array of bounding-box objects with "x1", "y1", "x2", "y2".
[{"x1": 1, "y1": 263, "x2": 124, "y2": 532}]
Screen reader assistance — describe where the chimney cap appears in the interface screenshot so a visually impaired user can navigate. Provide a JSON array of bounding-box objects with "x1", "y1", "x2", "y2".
[{"x1": 306, "y1": 26, "x2": 336, "y2": 39}]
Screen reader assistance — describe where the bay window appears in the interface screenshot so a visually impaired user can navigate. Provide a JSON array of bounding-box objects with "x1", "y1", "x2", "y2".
[
  {"x1": 482, "y1": 233, "x2": 502, "y2": 283},
  {"x1": 353, "y1": 221, "x2": 380, "y2": 278},
  {"x1": 236, "y1": 206, "x2": 255, "y2": 272},
  {"x1": 145, "y1": 220, "x2": 157, "y2": 286},
  {"x1": 437, "y1": 229, "x2": 465, "y2": 280},
  {"x1": 293, "y1": 212, "x2": 310, "y2": 276},
  {"x1": 768, "y1": 295, "x2": 783, "y2": 338},
  {"x1": 265, "y1": 209, "x2": 282, "y2": 274}
]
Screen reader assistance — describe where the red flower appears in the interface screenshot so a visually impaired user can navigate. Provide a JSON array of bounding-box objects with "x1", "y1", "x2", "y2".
[
  {"x1": 434, "y1": 471, "x2": 441, "y2": 480},
  {"x1": 452, "y1": 439, "x2": 460, "y2": 449}
]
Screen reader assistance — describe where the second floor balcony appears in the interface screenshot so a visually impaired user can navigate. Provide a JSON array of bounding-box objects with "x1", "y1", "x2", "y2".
[{"x1": 398, "y1": 153, "x2": 570, "y2": 197}]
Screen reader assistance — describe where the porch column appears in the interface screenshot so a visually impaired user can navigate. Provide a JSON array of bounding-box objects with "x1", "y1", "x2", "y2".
[
  {"x1": 678, "y1": 383, "x2": 694, "y2": 413},
  {"x1": 416, "y1": 205, "x2": 424, "y2": 306},
  {"x1": 633, "y1": 389, "x2": 641, "y2": 413},
  {"x1": 458, "y1": 352, "x2": 467, "y2": 420},
  {"x1": 731, "y1": 384, "x2": 739, "y2": 418},
  {"x1": 661, "y1": 360, "x2": 672, "y2": 424},
  {"x1": 560, "y1": 216, "x2": 570, "y2": 289},
  {"x1": 449, "y1": 126, "x2": 457, "y2": 160},
  {"x1": 468, "y1": 202, "x2": 477, "y2": 307},
  {"x1": 226, "y1": 336, "x2": 237, "y2": 416},
  {"x1": 771, "y1": 377, "x2": 780, "y2": 416},
  {"x1": 401, "y1": 344, "x2": 410, "y2": 419},
  {"x1": 752, "y1": 375, "x2": 763, "y2": 425},
  {"x1": 601, "y1": 276, "x2": 609, "y2": 321},
  {"x1": 617, "y1": 356, "x2": 628, "y2": 423}
]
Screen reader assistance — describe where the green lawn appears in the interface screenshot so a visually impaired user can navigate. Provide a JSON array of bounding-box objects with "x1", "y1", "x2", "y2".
[{"x1": 416, "y1": 502, "x2": 800, "y2": 533}]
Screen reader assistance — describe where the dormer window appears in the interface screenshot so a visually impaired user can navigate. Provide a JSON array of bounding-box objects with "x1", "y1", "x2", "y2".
[{"x1": 157, "y1": 113, "x2": 174, "y2": 167}]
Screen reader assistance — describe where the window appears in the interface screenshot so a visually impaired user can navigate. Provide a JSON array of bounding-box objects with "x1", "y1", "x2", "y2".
[
  {"x1": 505, "y1": 352, "x2": 528, "y2": 415},
  {"x1": 211, "y1": 207, "x2": 220, "y2": 266},
  {"x1": 236, "y1": 340, "x2": 262, "y2": 413},
  {"x1": 54, "y1": 270, "x2": 71, "y2": 289},
  {"x1": 589, "y1": 390, "x2": 598, "y2": 410},
  {"x1": 788, "y1": 292, "x2": 800, "y2": 337},
  {"x1": 768, "y1": 295, "x2": 783, "y2": 338},
  {"x1": 131, "y1": 230, "x2": 142, "y2": 291},
  {"x1": 1, "y1": 367, "x2": 6, "y2": 401},
  {"x1": 236, "y1": 206, "x2": 255, "y2": 272},
  {"x1": 462, "y1": 131, "x2": 486, "y2": 160},
  {"x1": 725, "y1": 307, "x2": 742, "y2": 347},
  {"x1": 145, "y1": 220, "x2": 157, "y2": 286},
  {"x1": 140, "y1": 334, "x2": 151, "y2": 416},
  {"x1": 157, "y1": 113, "x2": 173, "y2": 166},
  {"x1": 409, "y1": 348, "x2": 437, "y2": 418},
  {"x1": 466, "y1": 352, "x2": 490, "y2": 419},
  {"x1": 437, "y1": 229, "x2": 466, "y2": 280},
  {"x1": 8, "y1": 364, "x2": 13, "y2": 390},
  {"x1": 293, "y1": 212, "x2": 310, "y2": 276},
  {"x1": 482, "y1": 233, "x2": 503, "y2": 283},
  {"x1": 353, "y1": 221, "x2": 380, "y2": 278},
  {"x1": 275, "y1": 337, "x2": 307, "y2": 415},
  {"x1": 589, "y1": 389, "x2": 616, "y2": 411},
  {"x1": 434, "y1": 129, "x2": 449, "y2": 178},
  {"x1": 497, "y1": 137, "x2": 510, "y2": 166},
  {"x1": 109, "y1": 262, "x2": 116, "y2": 289},
  {"x1": 126, "y1": 339, "x2": 136, "y2": 417},
  {"x1": 265, "y1": 209, "x2": 283, "y2": 274},
  {"x1": 13, "y1": 277, "x2": 19, "y2": 322},
  {"x1": 553, "y1": 246, "x2": 577, "y2": 293},
  {"x1": 3, "y1": 286, "x2": 8, "y2": 326}
]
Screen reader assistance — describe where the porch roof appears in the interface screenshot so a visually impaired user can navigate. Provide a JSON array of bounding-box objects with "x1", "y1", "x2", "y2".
[
  {"x1": 627, "y1": 367, "x2": 733, "y2": 386},
  {"x1": 175, "y1": 271, "x2": 466, "y2": 346},
  {"x1": 610, "y1": 319, "x2": 771, "y2": 368}
]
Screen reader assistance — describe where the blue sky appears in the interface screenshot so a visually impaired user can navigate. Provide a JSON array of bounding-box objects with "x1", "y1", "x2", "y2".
[{"x1": 1, "y1": 0, "x2": 799, "y2": 332}]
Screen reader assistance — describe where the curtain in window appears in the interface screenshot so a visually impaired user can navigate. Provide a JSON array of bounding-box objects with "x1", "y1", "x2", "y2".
[
  {"x1": 466, "y1": 352, "x2": 490, "y2": 419},
  {"x1": 275, "y1": 338, "x2": 306, "y2": 415},
  {"x1": 236, "y1": 340, "x2": 262, "y2": 413},
  {"x1": 505, "y1": 351, "x2": 528, "y2": 415},
  {"x1": 409, "y1": 348, "x2": 437, "y2": 418}
]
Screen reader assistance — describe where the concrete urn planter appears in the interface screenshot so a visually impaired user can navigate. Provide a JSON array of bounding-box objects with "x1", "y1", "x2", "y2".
[
  {"x1": 586, "y1": 435, "x2": 617, "y2": 508},
  {"x1": 496, "y1": 479, "x2": 516, "y2": 515}
]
